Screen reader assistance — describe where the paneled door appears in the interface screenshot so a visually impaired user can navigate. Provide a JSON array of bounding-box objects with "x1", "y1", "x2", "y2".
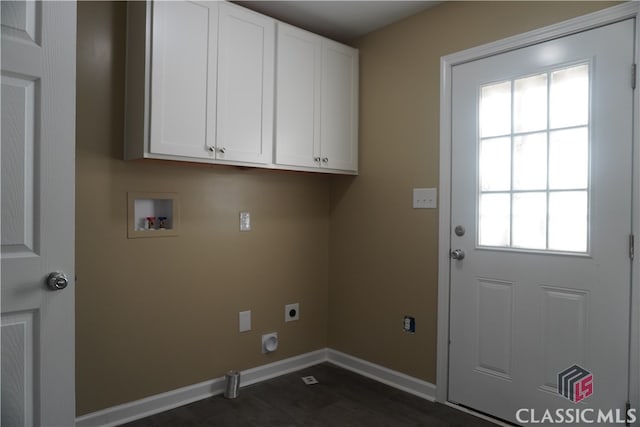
[
  {"x1": 449, "y1": 20, "x2": 634, "y2": 424},
  {"x1": 1, "y1": 1, "x2": 76, "y2": 425}
]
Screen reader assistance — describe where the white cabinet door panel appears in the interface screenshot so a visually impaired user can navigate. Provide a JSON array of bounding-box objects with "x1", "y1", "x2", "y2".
[
  {"x1": 150, "y1": 1, "x2": 217, "y2": 159},
  {"x1": 217, "y1": 3, "x2": 274, "y2": 164},
  {"x1": 321, "y1": 40, "x2": 358, "y2": 172},
  {"x1": 275, "y1": 23, "x2": 321, "y2": 168}
]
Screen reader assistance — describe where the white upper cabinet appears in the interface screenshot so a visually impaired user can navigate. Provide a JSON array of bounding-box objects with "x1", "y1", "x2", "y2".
[
  {"x1": 149, "y1": 1, "x2": 217, "y2": 159},
  {"x1": 217, "y1": 3, "x2": 275, "y2": 164},
  {"x1": 275, "y1": 23, "x2": 358, "y2": 173},
  {"x1": 125, "y1": 1, "x2": 274, "y2": 166},
  {"x1": 125, "y1": 1, "x2": 357, "y2": 174}
]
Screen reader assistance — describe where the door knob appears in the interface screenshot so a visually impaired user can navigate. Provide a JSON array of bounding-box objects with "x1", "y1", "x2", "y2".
[
  {"x1": 46, "y1": 272, "x2": 69, "y2": 291},
  {"x1": 219, "y1": 147, "x2": 226, "y2": 154},
  {"x1": 450, "y1": 249, "x2": 465, "y2": 260}
]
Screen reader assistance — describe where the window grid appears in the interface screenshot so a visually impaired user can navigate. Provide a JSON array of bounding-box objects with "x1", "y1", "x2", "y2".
[{"x1": 478, "y1": 63, "x2": 589, "y2": 253}]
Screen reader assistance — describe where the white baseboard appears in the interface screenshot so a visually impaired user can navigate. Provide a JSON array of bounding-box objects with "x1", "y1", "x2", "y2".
[
  {"x1": 76, "y1": 348, "x2": 437, "y2": 426},
  {"x1": 326, "y1": 349, "x2": 437, "y2": 402},
  {"x1": 76, "y1": 349, "x2": 328, "y2": 427}
]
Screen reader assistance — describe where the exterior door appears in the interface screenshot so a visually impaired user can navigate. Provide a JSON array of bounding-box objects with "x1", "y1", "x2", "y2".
[
  {"x1": 449, "y1": 20, "x2": 634, "y2": 424},
  {"x1": 1, "y1": 1, "x2": 76, "y2": 425}
]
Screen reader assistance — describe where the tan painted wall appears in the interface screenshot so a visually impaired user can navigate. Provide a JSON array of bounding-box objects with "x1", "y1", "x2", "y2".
[
  {"x1": 76, "y1": 0, "x2": 620, "y2": 416},
  {"x1": 328, "y1": 1, "x2": 617, "y2": 384},
  {"x1": 75, "y1": 2, "x2": 329, "y2": 415}
]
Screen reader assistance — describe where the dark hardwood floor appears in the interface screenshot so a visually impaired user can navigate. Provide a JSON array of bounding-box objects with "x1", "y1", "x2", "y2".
[{"x1": 121, "y1": 363, "x2": 496, "y2": 426}]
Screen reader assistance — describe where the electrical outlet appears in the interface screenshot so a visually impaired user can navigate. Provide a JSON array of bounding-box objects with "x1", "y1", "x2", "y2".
[
  {"x1": 403, "y1": 316, "x2": 416, "y2": 333},
  {"x1": 413, "y1": 188, "x2": 437, "y2": 209},
  {"x1": 285, "y1": 303, "x2": 299, "y2": 322}
]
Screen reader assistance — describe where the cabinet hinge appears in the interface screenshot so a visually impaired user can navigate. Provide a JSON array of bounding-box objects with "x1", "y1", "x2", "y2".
[
  {"x1": 630, "y1": 234, "x2": 635, "y2": 261},
  {"x1": 625, "y1": 401, "x2": 631, "y2": 426},
  {"x1": 632, "y1": 64, "x2": 637, "y2": 90}
]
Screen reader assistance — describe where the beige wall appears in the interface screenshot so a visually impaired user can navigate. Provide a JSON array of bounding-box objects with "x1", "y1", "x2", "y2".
[
  {"x1": 76, "y1": 2, "x2": 329, "y2": 415},
  {"x1": 76, "y1": 0, "x2": 619, "y2": 417},
  {"x1": 328, "y1": 1, "x2": 617, "y2": 383}
]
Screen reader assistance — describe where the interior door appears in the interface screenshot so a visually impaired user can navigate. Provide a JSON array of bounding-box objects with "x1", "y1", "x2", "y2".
[
  {"x1": 1, "y1": 1, "x2": 76, "y2": 425},
  {"x1": 449, "y1": 20, "x2": 634, "y2": 424}
]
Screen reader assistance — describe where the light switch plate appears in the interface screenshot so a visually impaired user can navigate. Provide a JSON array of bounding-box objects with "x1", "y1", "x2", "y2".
[
  {"x1": 240, "y1": 211, "x2": 251, "y2": 231},
  {"x1": 239, "y1": 310, "x2": 251, "y2": 332},
  {"x1": 413, "y1": 188, "x2": 437, "y2": 209}
]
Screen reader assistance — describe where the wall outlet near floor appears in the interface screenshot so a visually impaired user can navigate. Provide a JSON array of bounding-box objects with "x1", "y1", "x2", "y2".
[
  {"x1": 403, "y1": 316, "x2": 416, "y2": 333},
  {"x1": 262, "y1": 332, "x2": 278, "y2": 353},
  {"x1": 285, "y1": 303, "x2": 299, "y2": 322}
]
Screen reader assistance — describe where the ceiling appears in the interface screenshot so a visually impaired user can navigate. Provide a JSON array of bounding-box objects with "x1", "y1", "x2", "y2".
[{"x1": 235, "y1": 1, "x2": 441, "y2": 42}]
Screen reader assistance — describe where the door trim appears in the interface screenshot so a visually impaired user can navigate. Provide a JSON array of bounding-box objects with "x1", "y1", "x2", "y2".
[{"x1": 437, "y1": 1, "x2": 640, "y2": 412}]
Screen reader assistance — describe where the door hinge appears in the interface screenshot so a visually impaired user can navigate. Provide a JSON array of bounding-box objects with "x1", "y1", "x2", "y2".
[
  {"x1": 632, "y1": 64, "x2": 637, "y2": 90},
  {"x1": 625, "y1": 401, "x2": 631, "y2": 426},
  {"x1": 630, "y1": 234, "x2": 635, "y2": 260}
]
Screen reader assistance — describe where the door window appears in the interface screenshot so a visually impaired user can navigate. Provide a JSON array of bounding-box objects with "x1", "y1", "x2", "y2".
[{"x1": 478, "y1": 63, "x2": 590, "y2": 253}]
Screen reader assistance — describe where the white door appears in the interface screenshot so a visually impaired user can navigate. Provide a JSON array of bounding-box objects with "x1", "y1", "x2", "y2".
[
  {"x1": 216, "y1": 2, "x2": 274, "y2": 164},
  {"x1": 149, "y1": 1, "x2": 218, "y2": 159},
  {"x1": 449, "y1": 20, "x2": 634, "y2": 424},
  {"x1": 1, "y1": 1, "x2": 76, "y2": 426}
]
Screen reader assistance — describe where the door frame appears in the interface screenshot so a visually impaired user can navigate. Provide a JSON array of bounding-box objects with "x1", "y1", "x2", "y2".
[{"x1": 437, "y1": 1, "x2": 640, "y2": 414}]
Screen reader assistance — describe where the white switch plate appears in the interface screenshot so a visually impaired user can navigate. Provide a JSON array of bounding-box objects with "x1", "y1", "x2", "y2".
[
  {"x1": 240, "y1": 211, "x2": 251, "y2": 231},
  {"x1": 239, "y1": 310, "x2": 251, "y2": 332},
  {"x1": 413, "y1": 188, "x2": 437, "y2": 209}
]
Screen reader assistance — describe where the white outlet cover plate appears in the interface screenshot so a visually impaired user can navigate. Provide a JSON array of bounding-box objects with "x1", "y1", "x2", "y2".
[
  {"x1": 239, "y1": 310, "x2": 251, "y2": 332},
  {"x1": 285, "y1": 303, "x2": 299, "y2": 322},
  {"x1": 413, "y1": 188, "x2": 437, "y2": 209}
]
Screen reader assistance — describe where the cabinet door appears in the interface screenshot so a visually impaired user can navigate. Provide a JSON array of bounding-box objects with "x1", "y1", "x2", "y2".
[
  {"x1": 321, "y1": 40, "x2": 358, "y2": 172},
  {"x1": 217, "y1": 3, "x2": 275, "y2": 164},
  {"x1": 275, "y1": 23, "x2": 321, "y2": 169},
  {"x1": 150, "y1": 1, "x2": 217, "y2": 159}
]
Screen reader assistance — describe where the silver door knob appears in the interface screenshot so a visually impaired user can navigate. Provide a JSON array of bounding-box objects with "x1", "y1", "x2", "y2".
[
  {"x1": 207, "y1": 146, "x2": 215, "y2": 153},
  {"x1": 219, "y1": 147, "x2": 226, "y2": 154},
  {"x1": 450, "y1": 249, "x2": 465, "y2": 260},
  {"x1": 46, "y1": 272, "x2": 69, "y2": 291},
  {"x1": 313, "y1": 157, "x2": 321, "y2": 162},
  {"x1": 322, "y1": 157, "x2": 328, "y2": 163}
]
